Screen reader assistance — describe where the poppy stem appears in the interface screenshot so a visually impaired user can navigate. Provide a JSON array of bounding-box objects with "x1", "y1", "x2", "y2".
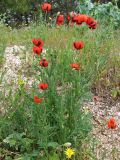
[{"x1": 45, "y1": 11, "x2": 47, "y2": 25}]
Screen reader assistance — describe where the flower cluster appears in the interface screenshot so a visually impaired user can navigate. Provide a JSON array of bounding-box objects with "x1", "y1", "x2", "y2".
[
  {"x1": 32, "y1": 38, "x2": 44, "y2": 55},
  {"x1": 70, "y1": 41, "x2": 84, "y2": 70},
  {"x1": 40, "y1": 3, "x2": 98, "y2": 29},
  {"x1": 31, "y1": 3, "x2": 102, "y2": 158},
  {"x1": 56, "y1": 12, "x2": 98, "y2": 29},
  {"x1": 68, "y1": 12, "x2": 98, "y2": 29},
  {"x1": 32, "y1": 38, "x2": 49, "y2": 104},
  {"x1": 32, "y1": 35, "x2": 84, "y2": 104}
]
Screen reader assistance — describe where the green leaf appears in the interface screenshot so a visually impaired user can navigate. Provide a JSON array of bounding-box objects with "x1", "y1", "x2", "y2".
[
  {"x1": 47, "y1": 142, "x2": 59, "y2": 149},
  {"x1": 49, "y1": 152, "x2": 60, "y2": 160},
  {"x1": 111, "y1": 89, "x2": 118, "y2": 98}
]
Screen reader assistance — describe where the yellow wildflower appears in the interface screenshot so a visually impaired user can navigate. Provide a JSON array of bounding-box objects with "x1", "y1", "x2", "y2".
[
  {"x1": 18, "y1": 79, "x2": 25, "y2": 86},
  {"x1": 64, "y1": 148, "x2": 75, "y2": 159}
]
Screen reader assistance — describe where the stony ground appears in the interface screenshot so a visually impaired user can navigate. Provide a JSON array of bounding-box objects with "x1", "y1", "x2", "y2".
[{"x1": 83, "y1": 101, "x2": 120, "y2": 160}]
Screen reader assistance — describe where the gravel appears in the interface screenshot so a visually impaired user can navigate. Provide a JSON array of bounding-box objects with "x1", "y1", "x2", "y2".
[{"x1": 83, "y1": 101, "x2": 120, "y2": 160}]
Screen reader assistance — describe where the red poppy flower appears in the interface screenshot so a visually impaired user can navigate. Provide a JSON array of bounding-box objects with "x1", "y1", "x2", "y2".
[
  {"x1": 76, "y1": 14, "x2": 88, "y2": 25},
  {"x1": 108, "y1": 118, "x2": 117, "y2": 129},
  {"x1": 67, "y1": 13, "x2": 77, "y2": 26},
  {"x1": 89, "y1": 21, "x2": 98, "y2": 30},
  {"x1": 39, "y1": 83, "x2": 48, "y2": 90},
  {"x1": 75, "y1": 16, "x2": 82, "y2": 25},
  {"x1": 41, "y1": 3, "x2": 52, "y2": 12},
  {"x1": 70, "y1": 63, "x2": 80, "y2": 70},
  {"x1": 86, "y1": 17, "x2": 95, "y2": 25},
  {"x1": 39, "y1": 58, "x2": 48, "y2": 67},
  {"x1": 90, "y1": 25, "x2": 97, "y2": 30},
  {"x1": 56, "y1": 14, "x2": 64, "y2": 26},
  {"x1": 71, "y1": 15, "x2": 78, "y2": 23},
  {"x1": 67, "y1": 14, "x2": 71, "y2": 22},
  {"x1": 33, "y1": 46, "x2": 43, "y2": 55},
  {"x1": 82, "y1": 14, "x2": 88, "y2": 22},
  {"x1": 32, "y1": 38, "x2": 44, "y2": 47},
  {"x1": 34, "y1": 96, "x2": 43, "y2": 104},
  {"x1": 73, "y1": 41, "x2": 84, "y2": 50}
]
